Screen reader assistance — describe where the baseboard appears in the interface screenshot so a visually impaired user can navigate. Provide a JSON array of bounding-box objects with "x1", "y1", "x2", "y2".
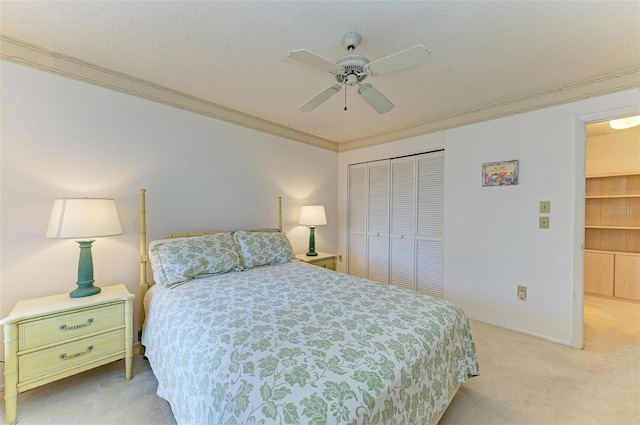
[{"x1": 469, "y1": 318, "x2": 573, "y2": 348}]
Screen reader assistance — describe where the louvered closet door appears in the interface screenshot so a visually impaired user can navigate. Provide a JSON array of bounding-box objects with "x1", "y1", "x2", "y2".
[
  {"x1": 390, "y1": 157, "x2": 416, "y2": 290},
  {"x1": 348, "y1": 163, "x2": 367, "y2": 278},
  {"x1": 416, "y1": 152, "x2": 444, "y2": 297},
  {"x1": 367, "y1": 160, "x2": 390, "y2": 284}
]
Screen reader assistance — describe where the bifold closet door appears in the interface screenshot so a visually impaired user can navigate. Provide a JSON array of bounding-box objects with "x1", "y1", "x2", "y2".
[
  {"x1": 348, "y1": 163, "x2": 367, "y2": 278},
  {"x1": 416, "y1": 152, "x2": 444, "y2": 297},
  {"x1": 390, "y1": 157, "x2": 416, "y2": 290},
  {"x1": 367, "y1": 160, "x2": 390, "y2": 284}
]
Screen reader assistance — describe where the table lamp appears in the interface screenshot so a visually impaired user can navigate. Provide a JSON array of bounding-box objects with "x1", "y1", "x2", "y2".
[
  {"x1": 46, "y1": 198, "x2": 123, "y2": 298},
  {"x1": 299, "y1": 205, "x2": 327, "y2": 256}
]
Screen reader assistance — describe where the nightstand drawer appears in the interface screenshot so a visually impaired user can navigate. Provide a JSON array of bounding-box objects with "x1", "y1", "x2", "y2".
[
  {"x1": 19, "y1": 303, "x2": 124, "y2": 351},
  {"x1": 19, "y1": 329, "x2": 125, "y2": 382},
  {"x1": 312, "y1": 258, "x2": 335, "y2": 270}
]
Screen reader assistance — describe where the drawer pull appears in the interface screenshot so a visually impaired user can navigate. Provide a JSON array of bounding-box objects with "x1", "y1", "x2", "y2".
[
  {"x1": 59, "y1": 318, "x2": 93, "y2": 331},
  {"x1": 60, "y1": 345, "x2": 93, "y2": 360}
]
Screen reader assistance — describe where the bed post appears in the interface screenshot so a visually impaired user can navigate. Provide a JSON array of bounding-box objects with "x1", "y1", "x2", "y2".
[
  {"x1": 278, "y1": 196, "x2": 282, "y2": 233},
  {"x1": 138, "y1": 189, "x2": 148, "y2": 343}
]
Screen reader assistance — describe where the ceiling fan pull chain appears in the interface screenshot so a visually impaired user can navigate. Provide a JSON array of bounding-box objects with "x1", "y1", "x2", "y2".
[{"x1": 344, "y1": 84, "x2": 348, "y2": 111}]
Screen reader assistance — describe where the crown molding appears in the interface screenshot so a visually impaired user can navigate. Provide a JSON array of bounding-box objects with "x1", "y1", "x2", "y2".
[
  {"x1": 2, "y1": 36, "x2": 638, "y2": 154},
  {"x1": 0, "y1": 36, "x2": 339, "y2": 152},
  {"x1": 338, "y1": 67, "x2": 640, "y2": 152}
]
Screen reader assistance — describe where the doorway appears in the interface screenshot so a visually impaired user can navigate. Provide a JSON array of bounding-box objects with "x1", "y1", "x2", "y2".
[{"x1": 583, "y1": 118, "x2": 640, "y2": 350}]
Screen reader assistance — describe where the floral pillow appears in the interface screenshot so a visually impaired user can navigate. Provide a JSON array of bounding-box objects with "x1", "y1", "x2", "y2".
[
  {"x1": 149, "y1": 233, "x2": 241, "y2": 288},
  {"x1": 233, "y1": 231, "x2": 294, "y2": 269}
]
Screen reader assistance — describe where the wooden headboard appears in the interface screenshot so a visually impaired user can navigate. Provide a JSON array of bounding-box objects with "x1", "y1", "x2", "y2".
[{"x1": 137, "y1": 189, "x2": 283, "y2": 331}]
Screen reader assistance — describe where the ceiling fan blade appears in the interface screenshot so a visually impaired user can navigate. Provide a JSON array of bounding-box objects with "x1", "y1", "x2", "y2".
[
  {"x1": 288, "y1": 49, "x2": 344, "y2": 73},
  {"x1": 358, "y1": 83, "x2": 394, "y2": 114},
  {"x1": 364, "y1": 45, "x2": 431, "y2": 76},
  {"x1": 299, "y1": 84, "x2": 342, "y2": 112}
]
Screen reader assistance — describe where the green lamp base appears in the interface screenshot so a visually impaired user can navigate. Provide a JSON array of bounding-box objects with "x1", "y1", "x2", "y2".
[
  {"x1": 306, "y1": 226, "x2": 318, "y2": 256},
  {"x1": 70, "y1": 284, "x2": 101, "y2": 298},
  {"x1": 70, "y1": 240, "x2": 101, "y2": 298}
]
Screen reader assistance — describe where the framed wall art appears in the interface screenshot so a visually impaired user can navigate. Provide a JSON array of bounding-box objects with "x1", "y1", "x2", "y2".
[{"x1": 482, "y1": 160, "x2": 519, "y2": 187}]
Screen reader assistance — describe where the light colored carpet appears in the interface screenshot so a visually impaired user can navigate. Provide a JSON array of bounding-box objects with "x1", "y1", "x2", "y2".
[
  {"x1": 440, "y1": 318, "x2": 640, "y2": 425},
  {"x1": 2, "y1": 317, "x2": 639, "y2": 425},
  {"x1": 1, "y1": 353, "x2": 175, "y2": 425}
]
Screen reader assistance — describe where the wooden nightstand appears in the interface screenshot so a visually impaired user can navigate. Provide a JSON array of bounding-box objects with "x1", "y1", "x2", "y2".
[
  {"x1": 295, "y1": 252, "x2": 337, "y2": 271},
  {"x1": 1, "y1": 285, "x2": 134, "y2": 425}
]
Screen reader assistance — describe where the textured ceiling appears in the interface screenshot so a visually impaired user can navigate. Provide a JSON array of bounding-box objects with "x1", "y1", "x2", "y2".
[{"x1": 1, "y1": 1, "x2": 639, "y2": 149}]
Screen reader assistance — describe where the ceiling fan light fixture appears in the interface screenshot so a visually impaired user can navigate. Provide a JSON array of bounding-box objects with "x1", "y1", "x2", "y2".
[
  {"x1": 345, "y1": 74, "x2": 359, "y2": 87},
  {"x1": 609, "y1": 115, "x2": 640, "y2": 130}
]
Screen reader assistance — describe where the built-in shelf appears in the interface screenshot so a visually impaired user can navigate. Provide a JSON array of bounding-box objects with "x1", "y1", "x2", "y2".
[
  {"x1": 585, "y1": 225, "x2": 640, "y2": 230},
  {"x1": 584, "y1": 172, "x2": 640, "y2": 301},
  {"x1": 586, "y1": 172, "x2": 640, "y2": 179},
  {"x1": 585, "y1": 249, "x2": 640, "y2": 256},
  {"x1": 585, "y1": 194, "x2": 640, "y2": 199}
]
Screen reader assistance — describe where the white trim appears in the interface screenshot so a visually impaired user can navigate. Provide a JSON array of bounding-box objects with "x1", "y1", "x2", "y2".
[{"x1": 2, "y1": 36, "x2": 639, "y2": 153}]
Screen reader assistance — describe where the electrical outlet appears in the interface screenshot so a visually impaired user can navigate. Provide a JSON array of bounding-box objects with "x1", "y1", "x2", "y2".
[
  {"x1": 539, "y1": 201, "x2": 550, "y2": 214},
  {"x1": 338, "y1": 255, "x2": 343, "y2": 262},
  {"x1": 539, "y1": 217, "x2": 549, "y2": 229},
  {"x1": 518, "y1": 285, "x2": 527, "y2": 301}
]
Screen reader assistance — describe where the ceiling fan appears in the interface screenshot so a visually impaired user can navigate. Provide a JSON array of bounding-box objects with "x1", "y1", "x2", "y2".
[{"x1": 288, "y1": 32, "x2": 431, "y2": 114}]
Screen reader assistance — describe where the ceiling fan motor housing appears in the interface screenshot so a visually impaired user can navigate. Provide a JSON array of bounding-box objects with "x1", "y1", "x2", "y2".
[{"x1": 335, "y1": 54, "x2": 369, "y2": 86}]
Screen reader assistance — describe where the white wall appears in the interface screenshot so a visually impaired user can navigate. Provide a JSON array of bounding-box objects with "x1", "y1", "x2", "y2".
[
  {"x1": 0, "y1": 61, "x2": 338, "y2": 386},
  {"x1": 338, "y1": 89, "x2": 640, "y2": 347}
]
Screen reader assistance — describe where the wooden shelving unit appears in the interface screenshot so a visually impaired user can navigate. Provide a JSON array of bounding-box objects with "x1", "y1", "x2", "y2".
[{"x1": 584, "y1": 173, "x2": 640, "y2": 301}]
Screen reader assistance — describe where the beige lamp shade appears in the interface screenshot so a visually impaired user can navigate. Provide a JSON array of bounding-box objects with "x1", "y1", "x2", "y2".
[
  {"x1": 46, "y1": 198, "x2": 123, "y2": 239},
  {"x1": 299, "y1": 205, "x2": 327, "y2": 226}
]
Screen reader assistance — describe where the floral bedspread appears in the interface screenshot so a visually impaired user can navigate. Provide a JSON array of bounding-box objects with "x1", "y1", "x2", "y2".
[{"x1": 142, "y1": 261, "x2": 478, "y2": 425}]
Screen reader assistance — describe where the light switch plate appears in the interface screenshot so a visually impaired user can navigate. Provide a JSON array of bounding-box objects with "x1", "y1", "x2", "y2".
[
  {"x1": 539, "y1": 217, "x2": 550, "y2": 229},
  {"x1": 540, "y1": 201, "x2": 550, "y2": 214}
]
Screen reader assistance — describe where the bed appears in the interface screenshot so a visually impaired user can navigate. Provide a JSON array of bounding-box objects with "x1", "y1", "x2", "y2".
[{"x1": 137, "y1": 190, "x2": 479, "y2": 424}]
